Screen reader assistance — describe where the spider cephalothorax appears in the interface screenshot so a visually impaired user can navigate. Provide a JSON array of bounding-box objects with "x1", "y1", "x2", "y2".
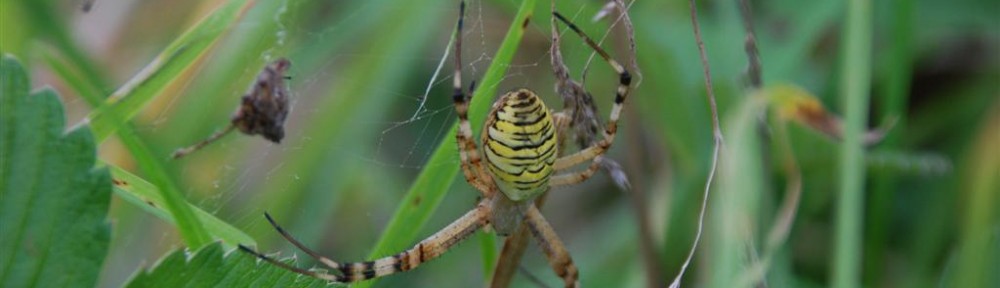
[{"x1": 241, "y1": 2, "x2": 631, "y2": 287}]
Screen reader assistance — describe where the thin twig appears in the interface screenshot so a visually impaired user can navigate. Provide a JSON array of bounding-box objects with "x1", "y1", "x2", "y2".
[
  {"x1": 669, "y1": 0, "x2": 725, "y2": 287},
  {"x1": 171, "y1": 125, "x2": 236, "y2": 159}
]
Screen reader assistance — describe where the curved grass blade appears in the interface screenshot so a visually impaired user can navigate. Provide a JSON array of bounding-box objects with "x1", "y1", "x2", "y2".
[
  {"x1": 164, "y1": 0, "x2": 313, "y2": 145},
  {"x1": 112, "y1": 119, "x2": 214, "y2": 247},
  {"x1": 38, "y1": 45, "x2": 108, "y2": 107},
  {"x1": 43, "y1": 27, "x2": 223, "y2": 248},
  {"x1": 85, "y1": 0, "x2": 256, "y2": 142},
  {"x1": 107, "y1": 165, "x2": 255, "y2": 247},
  {"x1": 356, "y1": 1, "x2": 536, "y2": 287},
  {"x1": 70, "y1": 0, "x2": 256, "y2": 249},
  {"x1": 45, "y1": 39, "x2": 221, "y2": 247}
]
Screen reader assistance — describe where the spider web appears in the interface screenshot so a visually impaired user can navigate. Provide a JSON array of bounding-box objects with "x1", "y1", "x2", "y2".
[{"x1": 73, "y1": 1, "x2": 633, "y2": 287}]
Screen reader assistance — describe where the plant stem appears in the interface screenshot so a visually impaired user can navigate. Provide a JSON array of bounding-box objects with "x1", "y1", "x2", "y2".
[
  {"x1": 669, "y1": 0, "x2": 724, "y2": 286},
  {"x1": 833, "y1": 0, "x2": 872, "y2": 286}
]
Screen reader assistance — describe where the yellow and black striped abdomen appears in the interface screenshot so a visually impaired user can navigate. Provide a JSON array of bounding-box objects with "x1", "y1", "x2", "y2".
[{"x1": 482, "y1": 89, "x2": 557, "y2": 202}]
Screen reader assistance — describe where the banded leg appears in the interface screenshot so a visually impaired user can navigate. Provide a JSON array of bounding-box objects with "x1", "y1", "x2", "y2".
[
  {"x1": 241, "y1": 204, "x2": 489, "y2": 282},
  {"x1": 550, "y1": 12, "x2": 633, "y2": 170},
  {"x1": 452, "y1": 0, "x2": 494, "y2": 195},
  {"x1": 525, "y1": 205, "x2": 579, "y2": 288}
]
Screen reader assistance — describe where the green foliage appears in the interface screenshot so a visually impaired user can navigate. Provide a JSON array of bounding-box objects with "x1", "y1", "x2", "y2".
[
  {"x1": 125, "y1": 242, "x2": 334, "y2": 288},
  {"x1": 83, "y1": 0, "x2": 257, "y2": 249},
  {"x1": 833, "y1": 1, "x2": 872, "y2": 287},
  {"x1": 108, "y1": 165, "x2": 255, "y2": 247},
  {"x1": 0, "y1": 56, "x2": 110, "y2": 288},
  {"x1": 2, "y1": 0, "x2": 997, "y2": 287}
]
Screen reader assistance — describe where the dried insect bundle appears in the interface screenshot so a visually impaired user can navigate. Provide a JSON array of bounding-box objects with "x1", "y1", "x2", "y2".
[{"x1": 172, "y1": 58, "x2": 291, "y2": 159}]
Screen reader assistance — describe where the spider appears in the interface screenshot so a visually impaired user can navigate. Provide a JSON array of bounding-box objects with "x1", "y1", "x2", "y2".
[
  {"x1": 172, "y1": 58, "x2": 292, "y2": 159},
  {"x1": 239, "y1": 2, "x2": 631, "y2": 287}
]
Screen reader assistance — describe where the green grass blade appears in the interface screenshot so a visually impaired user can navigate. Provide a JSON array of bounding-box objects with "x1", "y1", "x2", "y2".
[
  {"x1": 39, "y1": 45, "x2": 106, "y2": 107},
  {"x1": 833, "y1": 0, "x2": 872, "y2": 286},
  {"x1": 865, "y1": 0, "x2": 913, "y2": 283},
  {"x1": 953, "y1": 104, "x2": 999, "y2": 288},
  {"x1": 710, "y1": 99, "x2": 765, "y2": 287},
  {"x1": 85, "y1": 0, "x2": 255, "y2": 142},
  {"x1": 356, "y1": 1, "x2": 535, "y2": 286},
  {"x1": 478, "y1": 231, "x2": 498, "y2": 281},
  {"x1": 107, "y1": 165, "x2": 255, "y2": 247},
  {"x1": 162, "y1": 0, "x2": 310, "y2": 146},
  {"x1": 112, "y1": 121, "x2": 213, "y2": 248},
  {"x1": 46, "y1": 46, "x2": 216, "y2": 250},
  {"x1": 68, "y1": 0, "x2": 256, "y2": 249},
  {"x1": 35, "y1": 18, "x2": 218, "y2": 248}
]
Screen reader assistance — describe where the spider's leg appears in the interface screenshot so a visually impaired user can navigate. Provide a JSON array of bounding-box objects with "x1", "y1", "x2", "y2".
[
  {"x1": 549, "y1": 109, "x2": 598, "y2": 189},
  {"x1": 549, "y1": 156, "x2": 603, "y2": 187},
  {"x1": 550, "y1": 12, "x2": 633, "y2": 170},
  {"x1": 258, "y1": 204, "x2": 489, "y2": 282},
  {"x1": 453, "y1": 0, "x2": 494, "y2": 196},
  {"x1": 525, "y1": 205, "x2": 580, "y2": 288},
  {"x1": 238, "y1": 245, "x2": 340, "y2": 281},
  {"x1": 550, "y1": 111, "x2": 572, "y2": 133},
  {"x1": 263, "y1": 213, "x2": 341, "y2": 270},
  {"x1": 489, "y1": 193, "x2": 552, "y2": 288}
]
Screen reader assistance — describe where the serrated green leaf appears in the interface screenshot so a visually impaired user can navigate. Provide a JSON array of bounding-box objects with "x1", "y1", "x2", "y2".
[
  {"x1": 125, "y1": 242, "x2": 337, "y2": 288},
  {"x1": 0, "y1": 55, "x2": 111, "y2": 288}
]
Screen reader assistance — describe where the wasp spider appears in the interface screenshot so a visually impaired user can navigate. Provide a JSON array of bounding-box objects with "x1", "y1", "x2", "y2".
[{"x1": 240, "y1": 2, "x2": 631, "y2": 287}]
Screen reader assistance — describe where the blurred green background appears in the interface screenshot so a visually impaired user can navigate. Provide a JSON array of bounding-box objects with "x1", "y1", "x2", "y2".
[{"x1": 1, "y1": 0, "x2": 997, "y2": 287}]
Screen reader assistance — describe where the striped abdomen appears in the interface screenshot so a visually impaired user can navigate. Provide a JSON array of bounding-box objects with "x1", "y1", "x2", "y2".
[{"x1": 482, "y1": 89, "x2": 557, "y2": 201}]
